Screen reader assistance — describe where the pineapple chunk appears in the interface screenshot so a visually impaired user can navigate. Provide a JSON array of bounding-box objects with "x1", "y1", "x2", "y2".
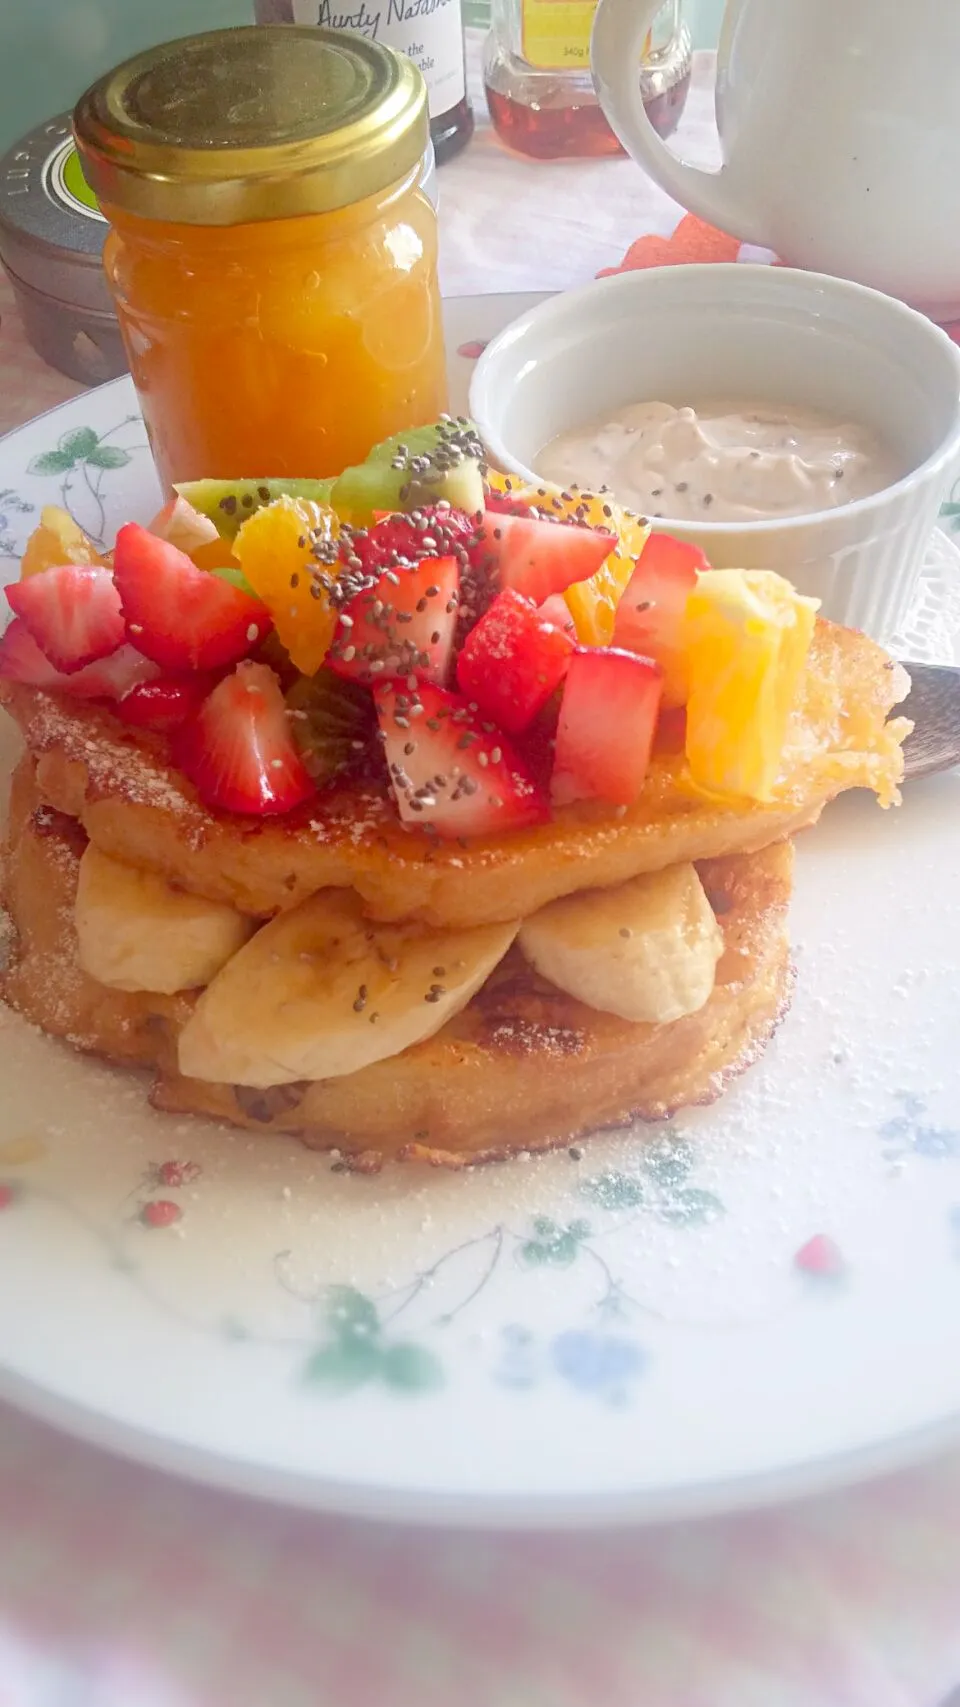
[
  {"x1": 20, "y1": 506, "x2": 106, "y2": 577},
  {"x1": 685, "y1": 570, "x2": 819, "y2": 801}
]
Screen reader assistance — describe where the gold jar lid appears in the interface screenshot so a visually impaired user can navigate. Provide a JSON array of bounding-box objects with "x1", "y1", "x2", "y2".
[{"x1": 73, "y1": 26, "x2": 428, "y2": 226}]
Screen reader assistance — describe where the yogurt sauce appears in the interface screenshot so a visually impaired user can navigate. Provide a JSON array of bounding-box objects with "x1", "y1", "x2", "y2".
[{"x1": 536, "y1": 399, "x2": 899, "y2": 524}]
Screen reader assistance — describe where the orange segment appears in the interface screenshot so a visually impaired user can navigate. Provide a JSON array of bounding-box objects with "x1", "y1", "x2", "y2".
[
  {"x1": 485, "y1": 471, "x2": 649, "y2": 645},
  {"x1": 20, "y1": 506, "x2": 106, "y2": 577},
  {"x1": 233, "y1": 497, "x2": 340, "y2": 676}
]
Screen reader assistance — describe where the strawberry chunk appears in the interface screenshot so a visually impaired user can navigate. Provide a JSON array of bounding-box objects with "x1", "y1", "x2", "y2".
[
  {"x1": 0, "y1": 618, "x2": 159, "y2": 699},
  {"x1": 328, "y1": 554, "x2": 459, "y2": 687},
  {"x1": 538, "y1": 593, "x2": 577, "y2": 636},
  {"x1": 115, "y1": 675, "x2": 215, "y2": 733},
  {"x1": 375, "y1": 680, "x2": 549, "y2": 839},
  {"x1": 552, "y1": 647, "x2": 663, "y2": 807},
  {"x1": 611, "y1": 532, "x2": 707, "y2": 707},
  {"x1": 6, "y1": 565, "x2": 124, "y2": 672},
  {"x1": 476, "y1": 512, "x2": 613, "y2": 604},
  {"x1": 456, "y1": 588, "x2": 574, "y2": 736},
  {"x1": 113, "y1": 522, "x2": 272, "y2": 673},
  {"x1": 359, "y1": 506, "x2": 480, "y2": 573},
  {"x1": 173, "y1": 662, "x2": 315, "y2": 817}
]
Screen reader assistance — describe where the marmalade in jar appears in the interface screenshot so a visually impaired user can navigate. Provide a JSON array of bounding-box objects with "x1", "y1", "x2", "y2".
[{"x1": 74, "y1": 27, "x2": 448, "y2": 488}]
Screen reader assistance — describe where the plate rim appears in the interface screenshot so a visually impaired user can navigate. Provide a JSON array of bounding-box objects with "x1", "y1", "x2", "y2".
[{"x1": 6, "y1": 1355, "x2": 960, "y2": 1531}]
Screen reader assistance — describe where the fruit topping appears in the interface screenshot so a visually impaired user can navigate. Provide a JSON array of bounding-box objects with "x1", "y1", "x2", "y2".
[
  {"x1": 285, "y1": 669, "x2": 375, "y2": 782},
  {"x1": 331, "y1": 419, "x2": 485, "y2": 527},
  {"x1": 0, "y1": 618, "x2": 159, "y2": 699},
  {"x1": 173, "y1": 661, "x2": 315, "y2": 817},
  {"x1": 551, "y1": 647, "x2": 663, "y2": 807},
  {"x1": 353, "y1": 504, "x2": 480, "y2": 576},
  {"x1": 175, "y1": 477, "x2": 335, "y2": 541},
  {"x1": 611, "y1": 532, "x2": 707, "y2": 706},
  {"x1": 115, "y1": 675, "x2": 215, "y2": 733},
  {"x1": 328, "y1": 554, "x2": 459, "y2": 687},
  {"x1": 537, "y1": 594, "x2": 577, "y2": 635},
  {"x1": 233, "y1": 495, "x2": 339, "y2": 676},
  {"x1": 6, "y1": 565, "x2": 125, "y2": 672},
  {"x1": 684, "y1": 569, "x2": 819, "y2": 801},
  {"x1": 74, "y1": 843, "x2": 253, "y2": 994},
  {"x1": 147, "y1": 494, "x2": 219, "y2": 555},
  {"x1": 455, "y1": 587, "x2": 574, "y2": 735},
  {"x1": 19, "y1": 506, "x2": 108, "y2": 578},
  {"x1": 484, "y1": 471, "x2": 650, "y2": 644},
  {"x1": 519, "y1": 863, "x2": 723, "y2": 1024},
  {"x1": 113, "y1": 523, "x2": 273, "y2": 673},
  {"x1": 476, "y1": 511, "x2": 614, "y2": 604},
  {"x1": 177, "y1": 888, "x2": 519, "y2": 1088},
  {"x1": 375, "y1": 679, "x2": 550, "y2": 837}
]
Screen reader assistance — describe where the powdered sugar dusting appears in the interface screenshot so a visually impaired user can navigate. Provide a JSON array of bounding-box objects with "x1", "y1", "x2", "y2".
[{"x1": 16, "y1": 690, "x2": 200, "y2": 820}]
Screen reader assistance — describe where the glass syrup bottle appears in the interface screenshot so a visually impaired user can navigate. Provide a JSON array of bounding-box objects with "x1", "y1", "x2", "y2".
[
  {"x1": 484, "y1": 0, "x2": 690, "y2": 160},
  {"x1": 254, "y1": 0, "x2": 474, "y2": 163}
]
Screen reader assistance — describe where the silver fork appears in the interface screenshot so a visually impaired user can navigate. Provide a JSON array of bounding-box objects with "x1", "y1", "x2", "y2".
[{"x1": 900, "y1": 662, "x2": 960, "y2": 781}]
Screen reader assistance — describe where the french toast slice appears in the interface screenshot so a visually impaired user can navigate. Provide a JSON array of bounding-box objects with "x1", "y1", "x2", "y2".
[
  {"x1": 0, "y1": 617, "x2": 908, "y2": 929},
  {"x1": 1, "y1": 756, "x2": 793, "y2": 1165}
]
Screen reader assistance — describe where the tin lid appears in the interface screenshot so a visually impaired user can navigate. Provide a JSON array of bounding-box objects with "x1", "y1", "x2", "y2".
[
  {"x1": 0, "y1": 114, "x2": 112, "y2": 312},
  {"x1": 73, "y1": 26, "x2": 429, "y2": 227}
]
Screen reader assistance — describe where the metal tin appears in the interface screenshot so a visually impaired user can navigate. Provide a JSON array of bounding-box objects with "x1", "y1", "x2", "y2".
[
  {"x1": 73, "y1": 26, "x2": 429, "y2": 228},
  {"x1": 0, "y1": 113, "x2": 127, "y2": 384}
]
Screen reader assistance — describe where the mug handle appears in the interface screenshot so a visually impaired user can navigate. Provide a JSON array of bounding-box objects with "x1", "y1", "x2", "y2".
[{"x1": 591, "y1": 0, "x2": 765, "y2": 245}]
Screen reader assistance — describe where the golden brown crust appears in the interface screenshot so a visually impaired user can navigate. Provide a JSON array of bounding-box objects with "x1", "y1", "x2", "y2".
[
  {"x1": 1, "y1": 756, "x2": 793, "y2": 1165},
  {"x1": 0, "y1": 618, "x2": 907, "y2": 929}
]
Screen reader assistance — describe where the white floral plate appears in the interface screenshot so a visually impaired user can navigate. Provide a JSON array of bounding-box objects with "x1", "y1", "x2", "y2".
[{"x1": 0, "y1": 294, "x2": 959, "y2": 1531}]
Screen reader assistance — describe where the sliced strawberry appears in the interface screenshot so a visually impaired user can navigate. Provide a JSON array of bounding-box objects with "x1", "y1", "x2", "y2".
[
  {"x1": 115, "y1": 675, "x2": 215, "y2": 733},
  {"x1": 0, "y1": 618, "x2": 159, "y2": 700},
  {"x1": 6, "y1": 565, "x2": 124, "y2": 672},
  {"x1": 357, "y1": 506, "x2": 480, "y2": 574},
  {"x1": 113, "y1": 523, "x2": 272, "y2": 673},
  {"x1": 0, "y1": 618, "x2": 73, "y2": 690},
  {"x1": 328, "y1": 554, "x2": 459, "y2": 687},
  {"x1": 476, "y1": 512, "x2": 613, "y2": 604},
  {"x1": 537, "y1": 593, "x2": 577, "y2": 636},
  {"x1": 71, "y1": 645, "x2": 162, "y2": 701},
  {"x1": 375, "y1": 679, "x2": 549, "y2": 839},
  {"x1": 455, "y1": 588, "x2": 574, "y2": 736},
  {"x1": 552, "y1": 647, "x2": 663, "y2": 808},
  {"x1": 173, "y1": 662, "x2": 315, "y2": 817},
  {"x1": 611, "y1": 532, "x2": 707, "y2": 707}
]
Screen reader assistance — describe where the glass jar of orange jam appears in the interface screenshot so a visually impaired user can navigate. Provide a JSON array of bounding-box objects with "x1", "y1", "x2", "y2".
[{"x1": 73, "y1": 27, "x2": 448, "y2": 489}]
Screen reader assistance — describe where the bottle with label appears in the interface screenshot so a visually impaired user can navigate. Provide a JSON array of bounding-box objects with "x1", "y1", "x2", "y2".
[
  {"x1": 483, "y1": 0, "x2": 690, "y2": 160},
  {"x1": 255, "y1": 0, "x2": 474, "y2": 162}
]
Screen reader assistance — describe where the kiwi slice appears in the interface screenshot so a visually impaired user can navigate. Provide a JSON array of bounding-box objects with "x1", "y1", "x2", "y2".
[
  {"x1": 331, "y1": 418, "x2": 485, "y2": 526},
  {"x1": 176, "y1": 477, "x2": 335, "y2": 541},
  {"x1": 285, "y1": 670, "x2": 374, "y2": 784}
]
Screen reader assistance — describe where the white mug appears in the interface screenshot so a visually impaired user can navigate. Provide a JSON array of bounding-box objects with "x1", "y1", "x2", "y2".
[{"x1": 591, "y1": 0, "x2": 960, "y2": 321}]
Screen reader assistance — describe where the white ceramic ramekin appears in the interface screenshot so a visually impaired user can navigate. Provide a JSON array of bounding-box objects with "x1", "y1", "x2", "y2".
[{"x1": 469, "y1": 264, "x2": 960, "y2": 641}]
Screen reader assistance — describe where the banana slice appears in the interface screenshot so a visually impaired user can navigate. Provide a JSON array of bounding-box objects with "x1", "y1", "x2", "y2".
[
  {"x1": 519, "y1": 864, "x2": 723, "y2": 1025},
  {"x1": 75, "y1": 845, "x2": 254, "y2": 994},
  {"x1": 178, "y1": 890, "x2": 519, "y2": 1087}
]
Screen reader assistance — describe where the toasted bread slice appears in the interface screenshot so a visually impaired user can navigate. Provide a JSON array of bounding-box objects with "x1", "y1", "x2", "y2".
[
  {"x1": 2, "y1": 756, "x2": 793, "y2": 1165},
  {"x1": 0, "y1": 618, "x2": 906, "y2": 930}
]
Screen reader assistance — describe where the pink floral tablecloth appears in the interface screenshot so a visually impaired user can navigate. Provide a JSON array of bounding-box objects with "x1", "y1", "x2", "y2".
[{"x1": 2, "y1": 40, "x2": 960, "y2": 1707}]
